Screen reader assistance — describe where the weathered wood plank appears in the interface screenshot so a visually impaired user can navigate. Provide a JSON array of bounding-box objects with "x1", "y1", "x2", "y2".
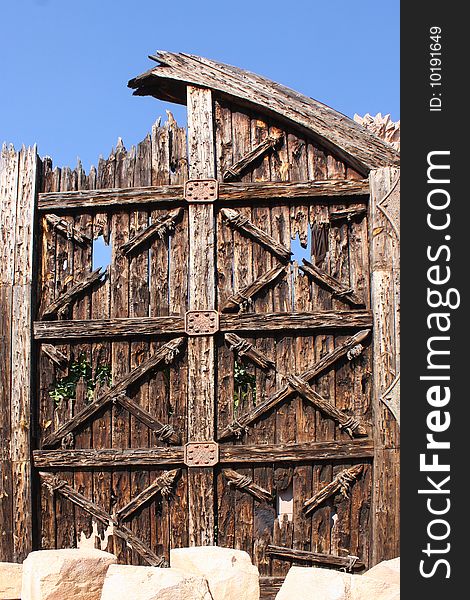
[
  {"x1": 265, "y1": 546, "x2": 365, "y2": 570},
  {"x1": 222, "y1": 207, "x2": 292, "y2": 262},
  {"x1": 369, "y1": 167, "x2": 400, "y2": 565},
  {"x1": 221, "y1": 265, "x2": 286, "y2": 312},
  {"x1": 38, "y1": 179, "x2": 369, "y2": 211},
  {"x1": 0, "y1": 143, "x2": 18, "y2": 562},
  {"x1": 33, "y1": 440, "x2": 374, "y2": 468},
  {"x1": 220, "y1": 311, "x2": 372, "y2": 333},
  {"x1": 186, "y1": 85, "x2": 216, "y2": 547},
  {"x1": 10, "y1": 145, "x2": 38, "y2": 560},
  {"x1": 300, "y1": 259, "x2": 364, "y2": 307},
  {"x1": 34, "y1": 316, "x2": 184, "y2": 339},
  {"x1": 128, "y1": 51, "x2": 399, "y2": 172},
  {"x1": 120, "y1": 207, "x2": 183, "y2": 256},
  {"x1": 223, "y1": 134, "x2": 283, "y2": 181}
]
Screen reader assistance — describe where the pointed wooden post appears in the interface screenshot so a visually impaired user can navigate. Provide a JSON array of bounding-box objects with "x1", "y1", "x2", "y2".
[
  {"x1": 369, "y1": 167, "x2": 400, "y2": 565},
  {"x1": 0, "y1": 144, "x2": 38, "y2": 561},
  {"x1": 186, "y1": 86, "x2": 217, "y2": 546}
]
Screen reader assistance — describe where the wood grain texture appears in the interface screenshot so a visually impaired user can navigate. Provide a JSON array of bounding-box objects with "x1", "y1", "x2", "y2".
[
  {"x1": 38, "y1": 178, "x2": 369, "y2": 210},
  {"x1": 3, "y1": 145, "x2": 38, "y2": 560},
  {"x1": 128, "y1": 51, "x2": 399, "y2": 173},
  {"x1": 369, "y1": 167, "x2": 400, "y2": 565},
  {"x1": 186, "y1": 86, "x2": 216, "y2": 546}
]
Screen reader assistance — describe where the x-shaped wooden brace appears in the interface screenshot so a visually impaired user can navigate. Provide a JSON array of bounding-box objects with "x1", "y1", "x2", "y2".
[
  {"x1": 219, "y1": 329, "x2": 370, "y2": 441},
  {"x1": 42, "y1": 338, "x2": 185, "y2": 448},
  {"x1": 40, "y1": 470, "x2": 179, "y2": 566}
]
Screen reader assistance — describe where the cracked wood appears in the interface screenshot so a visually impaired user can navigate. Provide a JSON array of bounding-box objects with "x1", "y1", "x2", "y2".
[
  {"x1": 303, "y1": 464, "x2": 363, "y2": 515},
  {"x1": 120, "y1": 207, "x2": 183, "y2": 255},
  {"x1": 41, "y1": 268, "x2": 106, "y2": 318},
  {"x1": 300, "y1": 259, "x2": 364, "y2": 307},
  {"x1": 221, "y1": 265, "x2": 286, "y2": 312},
  {"x1": 221, "y1": 207, "x2": 292, "y2": 262}
]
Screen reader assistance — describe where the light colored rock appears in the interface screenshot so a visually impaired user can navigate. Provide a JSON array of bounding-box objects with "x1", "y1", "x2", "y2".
[
  {"x1": 0, "y1": 562, "x2": 22, "y2": 599},
  {"x1": 350, "y1": 573, "x2": 400, "y2": 600},
  {"x1": 275, "y1": 566, "x2": 348, "y2": 600},
  {"x1": 21, "y1": 548, "x2": 117, "y2": 600},
  {"x1": 100, "y1": 564, "x2": 212, "y2": 600},
  {"x1": 170, "y1": 546, "x2": 260, "y2": 600},
  {"x1": 364, "y1": 557, "x2": 400, "y2": 586},
  {"x1": 276, "y1": 563, "x2": 400, "y2": 600}
]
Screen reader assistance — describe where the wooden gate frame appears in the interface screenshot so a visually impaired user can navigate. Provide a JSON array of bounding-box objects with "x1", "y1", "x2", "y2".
[{"x1": 0, "y1": 54, "x2": 400, "y2": 565}]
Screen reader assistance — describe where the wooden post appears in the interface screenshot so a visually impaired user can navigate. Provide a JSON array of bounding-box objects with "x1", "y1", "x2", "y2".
[
  {"x1": 0, "y1": 144, "x2": 38, "y2": 561},
  {"x1": 186, "y1": 86, "x2": 216, "y2": 545},
  {"x1": 369, "y1": 167, "x2": 400, "y2": 565}
]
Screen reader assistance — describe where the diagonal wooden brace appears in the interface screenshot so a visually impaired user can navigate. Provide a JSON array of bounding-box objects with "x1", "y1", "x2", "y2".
[
  {"x1": 221, "y1": 208, "x2": 292, "y2": 262},
  {"x1": 218, "y1": 329, "x2": 370, "y2": 441},
  {"x1": 115, "y1": 394, "x2": 180, "y2": 444},
  {"x1": 41, "y1": 268, "x2": 107, "y2": 319},
  {"x1": 42, "y1": 337, "x2": 185, "y2": 448},
  {"x1": 223, "y1": 468, "x2": 272, "y2": 502},
  {"x1": 120, "y1": 208, "x2": 183, "y2": 255},
  {"x1": 45, "y1": 214, "x2": 92, "y2": 244},
  {"x1": 303, "y1": 464, "x2": 363, "y2": 515},
  {"x1": 223, "y1": 135, "x2": 283, "y2": 181},
  {"x1": 40, "y1": 472, "x2": 167, "y2": 566},
  {"x1": 224, "y1": 333, "x2": 275, "y2": 369},
  {"x1": 287, "y1": 375, "x2": 367, "y2": 438},
  {"x1": 300, "y1": 259, "x2": 364, "y2": 307},
  {"x1": 221, "y1": 265, "x2": 286, "y2": 312},
  {"x1": 116, "y1": 469, "x2": 180, "y2": 522}
]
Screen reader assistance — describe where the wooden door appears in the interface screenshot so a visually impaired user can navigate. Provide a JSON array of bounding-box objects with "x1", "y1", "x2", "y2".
[{"x1": 33, "y1": 87, "x2": 381, "y2": 584}]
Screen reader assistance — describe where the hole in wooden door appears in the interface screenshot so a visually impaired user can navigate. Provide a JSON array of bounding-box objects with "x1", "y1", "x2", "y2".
[
  {"x1": 92, "y1": 234, "x2": 112, "y2": 271},
  {"x1": 290, "y1": 230, "x2": 311, "y2": 265},
  {"x1": 233, "y1": 360, "x2": 257, "y2": 410},
  {"x1": 277, "y1": 482, "x2": 293, "y2": 523}
]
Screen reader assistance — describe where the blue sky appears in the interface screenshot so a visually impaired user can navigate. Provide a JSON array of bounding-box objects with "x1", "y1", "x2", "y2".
[{"x1": 1, "y1": 0, "x2": 399, "y2": 171}]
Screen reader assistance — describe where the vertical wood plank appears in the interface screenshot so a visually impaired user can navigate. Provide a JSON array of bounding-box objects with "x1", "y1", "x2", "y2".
[
  {"x1": 165, "y1": 118, "x2": 189, "y2": 553},
  {"x1": 0, "y1": 144, "x2": 19, "y2": 561},
  {"x1": 369, "y1": 167, "x2": 400, "y2": 565},
  {"x1": 186, "y1": 86, "x2": 216, "y2": 546},
  {"x1": 10, "y1": 145, "x2": 38, "y2": 560}
]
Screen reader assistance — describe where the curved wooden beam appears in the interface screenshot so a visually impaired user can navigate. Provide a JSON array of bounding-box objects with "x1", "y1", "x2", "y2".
[{"x1": 128, "y1": 52, "x2": 399, "y2": 174}]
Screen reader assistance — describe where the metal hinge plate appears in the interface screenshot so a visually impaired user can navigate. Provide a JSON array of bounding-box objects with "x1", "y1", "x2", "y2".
[
  {"x1": 185, "y1": 310, "x2": 219, "y2": 336},
  {"x1": 184, "y1": 179, "x2": 218, "y2": 203},
  {"x1": 184, "y1": 441, "x2": 219, "y2": 467}
]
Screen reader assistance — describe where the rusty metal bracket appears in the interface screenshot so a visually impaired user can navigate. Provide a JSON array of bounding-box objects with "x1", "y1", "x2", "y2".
[
  {"x1": 184, "y1": 441, "x2": 219, "y2": 467},
  {"x1": 184, "y1": 179, "x2": 218, "y2": 203},
  {"x1": 185, "y1": 310, "x2": 219, "y2": 336}
]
